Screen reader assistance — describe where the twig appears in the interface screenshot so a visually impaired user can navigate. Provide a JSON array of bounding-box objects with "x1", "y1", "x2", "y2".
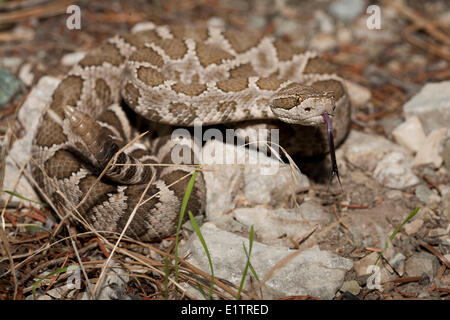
[{"x1": 384, "y1": 0, "x2": 450, "y2": 46}]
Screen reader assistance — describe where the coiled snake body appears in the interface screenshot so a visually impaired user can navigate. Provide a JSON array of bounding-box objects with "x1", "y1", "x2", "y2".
[{"x1": 31, "y1": 24, "x2": 351, "y2": 241}]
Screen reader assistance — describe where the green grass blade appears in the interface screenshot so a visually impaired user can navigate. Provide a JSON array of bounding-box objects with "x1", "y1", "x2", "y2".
[
  {"x1": 174, "y1": 168, "x2": 199, "y2": 283},
  {"x1": 242, "y1": 239, "x2": 263, "y2": 298},
  {"x1": 195, "y1": 283, "x2": 208, "y2": 299},
  {"x1": 375, "y1": 207, "x2": 421, "y2": 266},
  {"x1": 188, "y1": 210, "x2": 214, "y2": 300},
  {"x1": 32, "y1": 265, "x2": 79, "y2": 299},
  {"x1": 2, "y1": 190, "x2": 48, "y2": 207},
  {"x1": 163, "y1": 257, "x2": 170, "y2": 299},
  {"x1": 237, "y1": 226, "x2": 259, "y2": 299},
  {"x1": 24, "y1": 225, "x2": 51, "y2": 233}
]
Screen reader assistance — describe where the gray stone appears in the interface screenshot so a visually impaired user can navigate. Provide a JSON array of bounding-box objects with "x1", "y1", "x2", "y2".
[
  {"x1": 201, "y1": 140, "x2": 309, "y2": 222},
  {"x1": 329, "y1": 0, "x2": 365, "y2": 21},
  {"x1": 310, "y1": 33, "x2": 337, "y2": 52},
  {"x1": 414, "y1": 128, "x2": 450, "y2": 168},
  {"x1": 405, "y1": 252, "x2": 440, "y2": 280},
  {"x1": 232, "y1": 202, "x2": 334, "y2": 246},
  {"x1": 415, "y1": 185, "x2": 440, "y2": 204},
  {"x1": 18, "y1": 63, "x2": 34, "y2": 86},
  {"x1": 404, "y1": 219, "x2": 424, "y2": 236},
  {"x1": 389, "y1": 253, "x2": 406, "y2": 276},
  {"x1": 181, "y1": 223, "x2": 353, "y2": 299},
  {"x1": 340, "y1": 280, "x2": 361, "y2": 295},
  {"x1": 373, "y1": 151, "x2": 420, "y2": 189},
  {"x1": 353, "y1": 252, "x2": 393, "y2": 284},
  {"x1": 0, "y1": 57, "x2": 23, "y2": 73},
  {"x1": 443, "y1": 137, "x2": 450, "y2": 169},
  {"x1": 392, "y1": 116, "x2": 426, "y2": 153},
  {"x1": 95, "y1": 261, "x2": 130, "y2": 300},
  {"x1": 403, "y1": 81, "x2": 450, "y2": 134},
  {"x1": 0, "y1": 68, "x2": 25, "y2": 107},
  {"x1": 342, "y1": 131, "x2": 408, "y2": 172},
  {"x1": 344, "y1": 80, "x2": 372, "y2": 108},
  {"x1": 61, "y1": 51, "x2": 86, "y2": 66},
  {"x1": 342, "y1": 131, "x2": 419, "y2": 189}
]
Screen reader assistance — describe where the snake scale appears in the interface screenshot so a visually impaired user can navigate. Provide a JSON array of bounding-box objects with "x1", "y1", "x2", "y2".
[{"x1": 30, "y1": 23, "x2": 351, "y2": 241}]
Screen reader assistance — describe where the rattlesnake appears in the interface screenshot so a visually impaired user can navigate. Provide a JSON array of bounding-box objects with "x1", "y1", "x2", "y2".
[{"x1": 30, "y1": 24, "x2": 351, "y2": 241}]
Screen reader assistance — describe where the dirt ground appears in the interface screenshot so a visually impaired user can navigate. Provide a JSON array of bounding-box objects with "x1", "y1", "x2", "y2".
[{"x1": 0, "y1": 0, "x2": 449, "y2": 300}]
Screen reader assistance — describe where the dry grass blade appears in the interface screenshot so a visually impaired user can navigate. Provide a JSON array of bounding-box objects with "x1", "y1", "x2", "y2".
[{"x1": 91, "y1": 170, "x2": 157, "y2": 298}]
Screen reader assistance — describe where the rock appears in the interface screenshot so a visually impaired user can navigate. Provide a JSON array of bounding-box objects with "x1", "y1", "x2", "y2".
[
  {"x1": 405, "y1": 252, "x2": 440, "y2": 280},
  {"x1": 2, "y1": 76, "x2": 60, "y2": 203},
  {"x1": 61, "y1": 51, "x2": 86, "y2": 66},
  {"x1": 95, "y1": 262, "x2": 131, "y2": 300},
  {"x1": 392, "y1": 116, "x2": 426, "y2": 153},
  {"x1": 389, "y1": 253, "x2": 406, "y2": 276},
  {"x1": 0, "y1": 68, "x2": 25, "y2": 107},
  {"x1": 0, "y1": 57, "x2": 23, "y2": 73},
  {"x1": 344, "y1": 80, "x2": 372, "y2": 108},
  {"x1": 403, "y1": 81, "x2": 450, "y2": 134},
  {"x1": 342, "y1": 131, "x2": 419, "y2": 189},
  {"x1": 342, "y1": 131, "x2": 407, "y2": 172},
  {"x1": 379, "y1": 116, "x2": 404, "y2": 136},
  {"x1": 443, "y1": 137, "x2": 450, "y2": 169},
  {"x1": 181, "y1": 223, "x2": 353, "y2": 299},
  {"x1": 336, "y1": 27, "x2": 353, "y2": 45},
  {"x1": 428, "y1": 228, "x2": 447, "y2": 238},
  {"x1": 314, "y1": 10, "x2": 335, "y2": 34},
  {"x1": 232, "y1": 202, "x2": 334, "y2": 246},
  {"x1": 201, "y1": 140, "x2": 309, "y2": 222},
  {"x1": 78, "y1": 261, "x2": 131, "y2": 300},
  {"x1": 353, "y1": 252, "x2": 393, "y2": 285},
  {"x1": 373, "y1": 151, "x2": 420, "y2": 189},
  {"x1": 415, "y1": 185, "x2": 435, "y2": 203},
  {"x1": 18, "y1": 63, "x2": 34, "y2": 86},
  {"x1": 404, "y1": 219, "x2": 424, "y2": 235},
  {"x1": 329, "y1": 0, "x2": 365, "y2": 21},
  {"x1": 414, "y1": 128, "x2": 450, "y2": 168},
  {"x1": 415, "y1": 185, "x2": 441, "y2": 208},
  {"x1": 340, "y1": 280, "x2": 361, "y2": 295},
  {"x1": 310, "y1": 33, "x2": 337, "y2": 52}
]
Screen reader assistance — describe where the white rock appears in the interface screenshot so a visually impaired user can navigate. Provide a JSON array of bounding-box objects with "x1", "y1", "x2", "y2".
[
  {"x1": 342, "y1": 131, "x2": 407, "y2": 172},
  {"x1": 0, "y1": 57, "x2": 23, "y2": 73},
  {"x1": 61, "y1": 51, "x2": 86, "y2": 66},
  {"x1": 392, "y1": 116, "x2": 426, "y2": 153},
  {"x1": 2, "y1": 76, "x2": 60, "y2": 203},
  {"x1": 181, "y1": 223, "x2": 353, "y2": 299},
  {"x1": 201, "y1": 140, "x2": 309, "y2": 222},
  {"x1": 310, "y1": 33, "x2": 337, "y2": 52},
  {"x1": 404, "y1": 219, "x2": 424, "y2": 235},
  {"x1": 415, "y1": 128, "x2": 450, "y2": 168},
  {"x1": 353, "y1": 252, "x2": 393, "y2": 284},
  {"x1": 232, "y1": 202, "x2": 334, "y2": 246},
  {"x1": 131, "y1": 21, "x2": 156, "y2": 33},
  {"x1": 18, "y1": 63, "x2": 34, "y2": 86},
  {"x1": 403, "y1": 81, "x2": 450, "y2": 134},
  {"x1": 342, "y1": 131, "x2": 419, "y2": 188},
  {"x1": 95, "y1": 261, "x2": 130, "y2": 300},
  {"x1": 329, "y1": 0, "x2": 365, "y2": 21},
  {"x1": 344, "y1": 80, "x2": 372, "y2": 108},
  {"x1": 373, "y1": 151, "x2": 420, "y2": 189}
]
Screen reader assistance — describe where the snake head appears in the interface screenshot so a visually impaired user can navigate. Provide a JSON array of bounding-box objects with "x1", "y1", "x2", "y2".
[{"x1": 270, "y1": 83, "x2": 336, "y2": 126}]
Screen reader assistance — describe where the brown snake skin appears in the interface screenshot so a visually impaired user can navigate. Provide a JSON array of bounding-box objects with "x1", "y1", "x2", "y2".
[{"x1": 30, "y1": 23, "x2": 351, "y2": 241}]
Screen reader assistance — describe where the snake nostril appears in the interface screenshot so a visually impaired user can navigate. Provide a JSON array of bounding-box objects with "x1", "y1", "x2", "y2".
[{"x1": 304, "y1": 107, "x2": 311, "y2": 112}]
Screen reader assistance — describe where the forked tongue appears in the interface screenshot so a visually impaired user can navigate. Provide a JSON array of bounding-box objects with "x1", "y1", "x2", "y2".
[{"x1": 321, "y1": 112, "x2": 342, "y2": 191}]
